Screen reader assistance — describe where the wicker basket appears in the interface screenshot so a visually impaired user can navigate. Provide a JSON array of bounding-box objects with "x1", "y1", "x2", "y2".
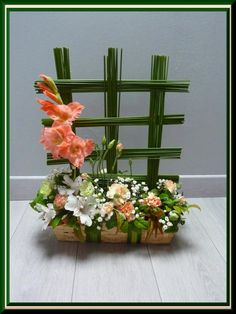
[{"x1": 53, "y1": 225, "x2": 174, "y2": 244}]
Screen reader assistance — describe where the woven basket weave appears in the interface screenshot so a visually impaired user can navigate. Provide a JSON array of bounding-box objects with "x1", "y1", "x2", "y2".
[{"x1": 53, "y1": 225, "x2": 174, "y2": 244}]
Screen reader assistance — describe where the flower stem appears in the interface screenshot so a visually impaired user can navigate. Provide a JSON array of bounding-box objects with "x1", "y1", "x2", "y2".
[{"x1": 129, "y1": 159, "x2": 133, "y2": 176}]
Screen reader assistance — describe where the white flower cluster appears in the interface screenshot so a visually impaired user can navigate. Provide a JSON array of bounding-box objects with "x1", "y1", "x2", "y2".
[
  {"x1": 158, "y1": 216, "x2": 173, "y2": 231},
  {"x1": 156, "y1": 179, "x2": 166, "y2": 189}
]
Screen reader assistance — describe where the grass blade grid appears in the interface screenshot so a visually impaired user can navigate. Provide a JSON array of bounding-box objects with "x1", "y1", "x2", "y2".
[{"x1": 36, "y1": 47, "x2": 190, "y2": 188}]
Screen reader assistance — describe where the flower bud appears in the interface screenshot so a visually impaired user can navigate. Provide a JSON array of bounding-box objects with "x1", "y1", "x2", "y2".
[
  {"x1": 108, "y1": 139, "x2": 115, "y2": 149},
  {"x1": 116, "y1": 143, "x2": 124, "y2": 152},
  {"x1": 40, "y1": 74, "x2": 58, "y2": 94},
  {"x1": 102, "y1": 135, "x2": 107, "y2": 145}
]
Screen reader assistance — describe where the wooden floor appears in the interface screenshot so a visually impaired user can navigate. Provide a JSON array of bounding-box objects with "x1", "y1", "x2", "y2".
[{"x1": 10, "y1": 198, "x2": 227, "y2": 304}]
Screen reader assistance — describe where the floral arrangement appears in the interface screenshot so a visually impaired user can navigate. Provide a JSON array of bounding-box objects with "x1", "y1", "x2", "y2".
[{"x1": 30, "y1": 74, "x2": 200, "y2": 243}]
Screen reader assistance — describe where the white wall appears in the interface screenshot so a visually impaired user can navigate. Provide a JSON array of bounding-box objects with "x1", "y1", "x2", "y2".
[{"x1": 9, "y1": 11, "x2": 227, "y2": 199}]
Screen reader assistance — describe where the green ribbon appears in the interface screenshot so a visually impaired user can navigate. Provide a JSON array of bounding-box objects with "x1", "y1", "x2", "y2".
[
  {"x1": 85, "y1": 226, "x2": 101, "y2": 242},
  {"x1": 127, "y1": 225, "x2": 142, "y2": 244}
]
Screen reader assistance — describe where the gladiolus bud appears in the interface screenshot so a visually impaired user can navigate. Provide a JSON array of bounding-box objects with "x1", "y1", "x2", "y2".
[
  {"x1": 37, "y1": 82, "x2": 53, "y2": 93},
  {"x1": 102, "y1": 135, "x2": 107, "y2": 145},
  {"x1": 40, "y1": 74, "x2": 58, "y2": 94},
  {"x1": 108, "y1": 139, "x2": 115, "y2": 149}
]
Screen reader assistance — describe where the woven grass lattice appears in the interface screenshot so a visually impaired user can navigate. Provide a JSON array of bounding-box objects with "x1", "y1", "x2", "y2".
[{"x1": 35, "y1": 47, "x2": 190, "y2": 187}]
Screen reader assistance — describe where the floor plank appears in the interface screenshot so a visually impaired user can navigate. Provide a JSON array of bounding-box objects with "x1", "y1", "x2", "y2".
[
  {"x1": 190, "y1": 198, "x2": 226, "y2": 260},
  {"x1": 10, "y1": 205, "x2": 78, "y2": 302},
  {"x1": 10, "y1": 200, "x2": 28, "y2": 239},
  {"x1": 72, "y1": 243, "x2": 161, "y2": 302},
  {"x1": 148, "y1": 208, "x2": 226, "y2": 302}
]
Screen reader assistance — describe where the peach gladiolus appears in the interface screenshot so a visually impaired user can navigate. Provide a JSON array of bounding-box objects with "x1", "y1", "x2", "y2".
[
  {"x1": 43, "y1": 90, "x2": 63, "y2": 104},
  {"x1": 40, "y1": 124, "x2": 74, "y2": 159},
  {"x1": 61, "y1": 136, "x2": 95, "y2": 168},
  {"x1": 37, "y1": 99, "x2": 85, "y2": 124}
]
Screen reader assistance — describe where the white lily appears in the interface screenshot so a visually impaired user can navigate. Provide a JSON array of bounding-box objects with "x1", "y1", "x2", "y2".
[
  {"x1": 57, "y1": 185, "x2": 74, "y2": 196},
  {"x1": 35, "y1": 203, "x2": 56, "y2": 230},
  {"x1": 62, "y1": 175, "x2": 82, "y2": 194},
  {"x1": 65, "y1": 195, "x2": 97, "y2": 227}
]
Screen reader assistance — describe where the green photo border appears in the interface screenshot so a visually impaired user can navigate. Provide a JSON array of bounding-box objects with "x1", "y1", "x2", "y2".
[{"x1": 0, "y1": 0, "x2": 232, "y2": 311}]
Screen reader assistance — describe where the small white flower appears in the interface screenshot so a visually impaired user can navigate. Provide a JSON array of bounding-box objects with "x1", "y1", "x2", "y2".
[
  {"x1": 97, "y1": 217, "x2": 103, "y2": 222},
  {"x1": 97, "y1": 226, "x2": 101, "y2": 230},
  {"x1": 165, "y1": 217, "x2": 169, "y2": 222},
  {"x1": 135, "y1": 213, "x2": 140, "y2": 218},
  {"x1": 167, "y1": 222, "x2": 173, "y2": 227},
  {"x1": 131, "y1": 209, "x2": 135, "y2": 214},
  {"x1": 143, "y1": 187, "x2": 149, "y2": 192},
  {"x1": 94, "y1": 178, "x2": 99, "y2": 183},
  {"x1": 141, "y1": 182, "x2": 146, "y2": 185},
  {"x1": 132, "y1": 200, "x2": 136, "y2": 204},
  {"x1": 133, "y1": 180, "x2": 137, "y2": 184},
  {"x1": 163, "y1": 225, "x2": 168, "y2": 231},
  {"x1": 135, "y1": 207, "x2": 138, "y2": 210}
]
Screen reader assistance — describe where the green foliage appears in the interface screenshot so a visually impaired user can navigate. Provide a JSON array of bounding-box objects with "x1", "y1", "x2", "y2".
[
  {"x1": 115, "y1": 211, "x2": 126, "y2": 229},
  {"x1": 120, "y1": 220, "x2": 129, "y2": 233},
  {"x1": 134, "y1": 218, "x2": 149, "y2": 230},
  {"x1": 105, "y1": 213, "x2": 117, "y2": 230},
  {"x1": 165, "y1": 225, "x2": 179, "y2": 233},
  {"x1": 30, "y1": 192, "x2": 45, "y2": 211},
  {"x1": 187, "y1": 204, "x2": 201, "y2": 210},
  {"x1": 50, "y1": 216, "x2": 61, "y2": 229}
]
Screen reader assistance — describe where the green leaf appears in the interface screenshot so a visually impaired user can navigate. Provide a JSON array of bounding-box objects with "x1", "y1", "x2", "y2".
[
  {"x1": 159, "y1": 193, "x2": 169, "y2": 201},
  {"x1": 187, "y1": 204, "x2": 201, "y2": 210},
  {"x1": 120, "y1": 220, "x2": 129, "y2": 233},
  {"x1": 150, "y1": 188, "x2": 158, "y2": 194},
  {"x1": 50, "y1": 216, "x2": 61, "y2": 229},
  {"x1": 105, "y1": 213, "x2": 117, "y2": 229},
  {"x1": 67, "y1": 216, "x2": 77, "y2": 228},
  {"x1": 134, "y1": 218, "x2": 149, "y2": 230},
  {"x1": 165, "y1": 205, "x2": 172, "y2": 212},
  {"x1": 173, "y1": 206, "x2": 184, "y2": 214},
  {"x1": 115, "y1": 211, "x2": 126, "y2": 230},
  {"x1": 30, "y1": 192, "x2": 45, "y2": 210},
  {"x1": 165, "y1": 225, "x2": 179, "y2": 233}
]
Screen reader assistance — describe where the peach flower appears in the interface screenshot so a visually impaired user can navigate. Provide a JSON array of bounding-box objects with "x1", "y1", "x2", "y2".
[
  {"x1": 106, "y1": 183, "x2": 131, "y2": 206},
  {"x1": 164, "y1": 180, "x2": 177, "y2": 194},
  {"x1": 37, "y1": 99, "x2": 85, "y2": 124},
  {"x1": 60, "y1": 136, "x2": 94, "y2": 168},
  {"x1": 139, "y1": 192, "x2": 162, "y2": 208},
  {"x1": 101, "y1": 202, "x2": 114, "y2": 215},
  {"x1": 40, "y1": 124, "x2": 74, "y2": 159},
  {"x1": 54, "y1": 194, "x2": 67, "y2": 209},
  {"x1": 119, "y1": 202, "x2": 135, "y2": 221}
]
